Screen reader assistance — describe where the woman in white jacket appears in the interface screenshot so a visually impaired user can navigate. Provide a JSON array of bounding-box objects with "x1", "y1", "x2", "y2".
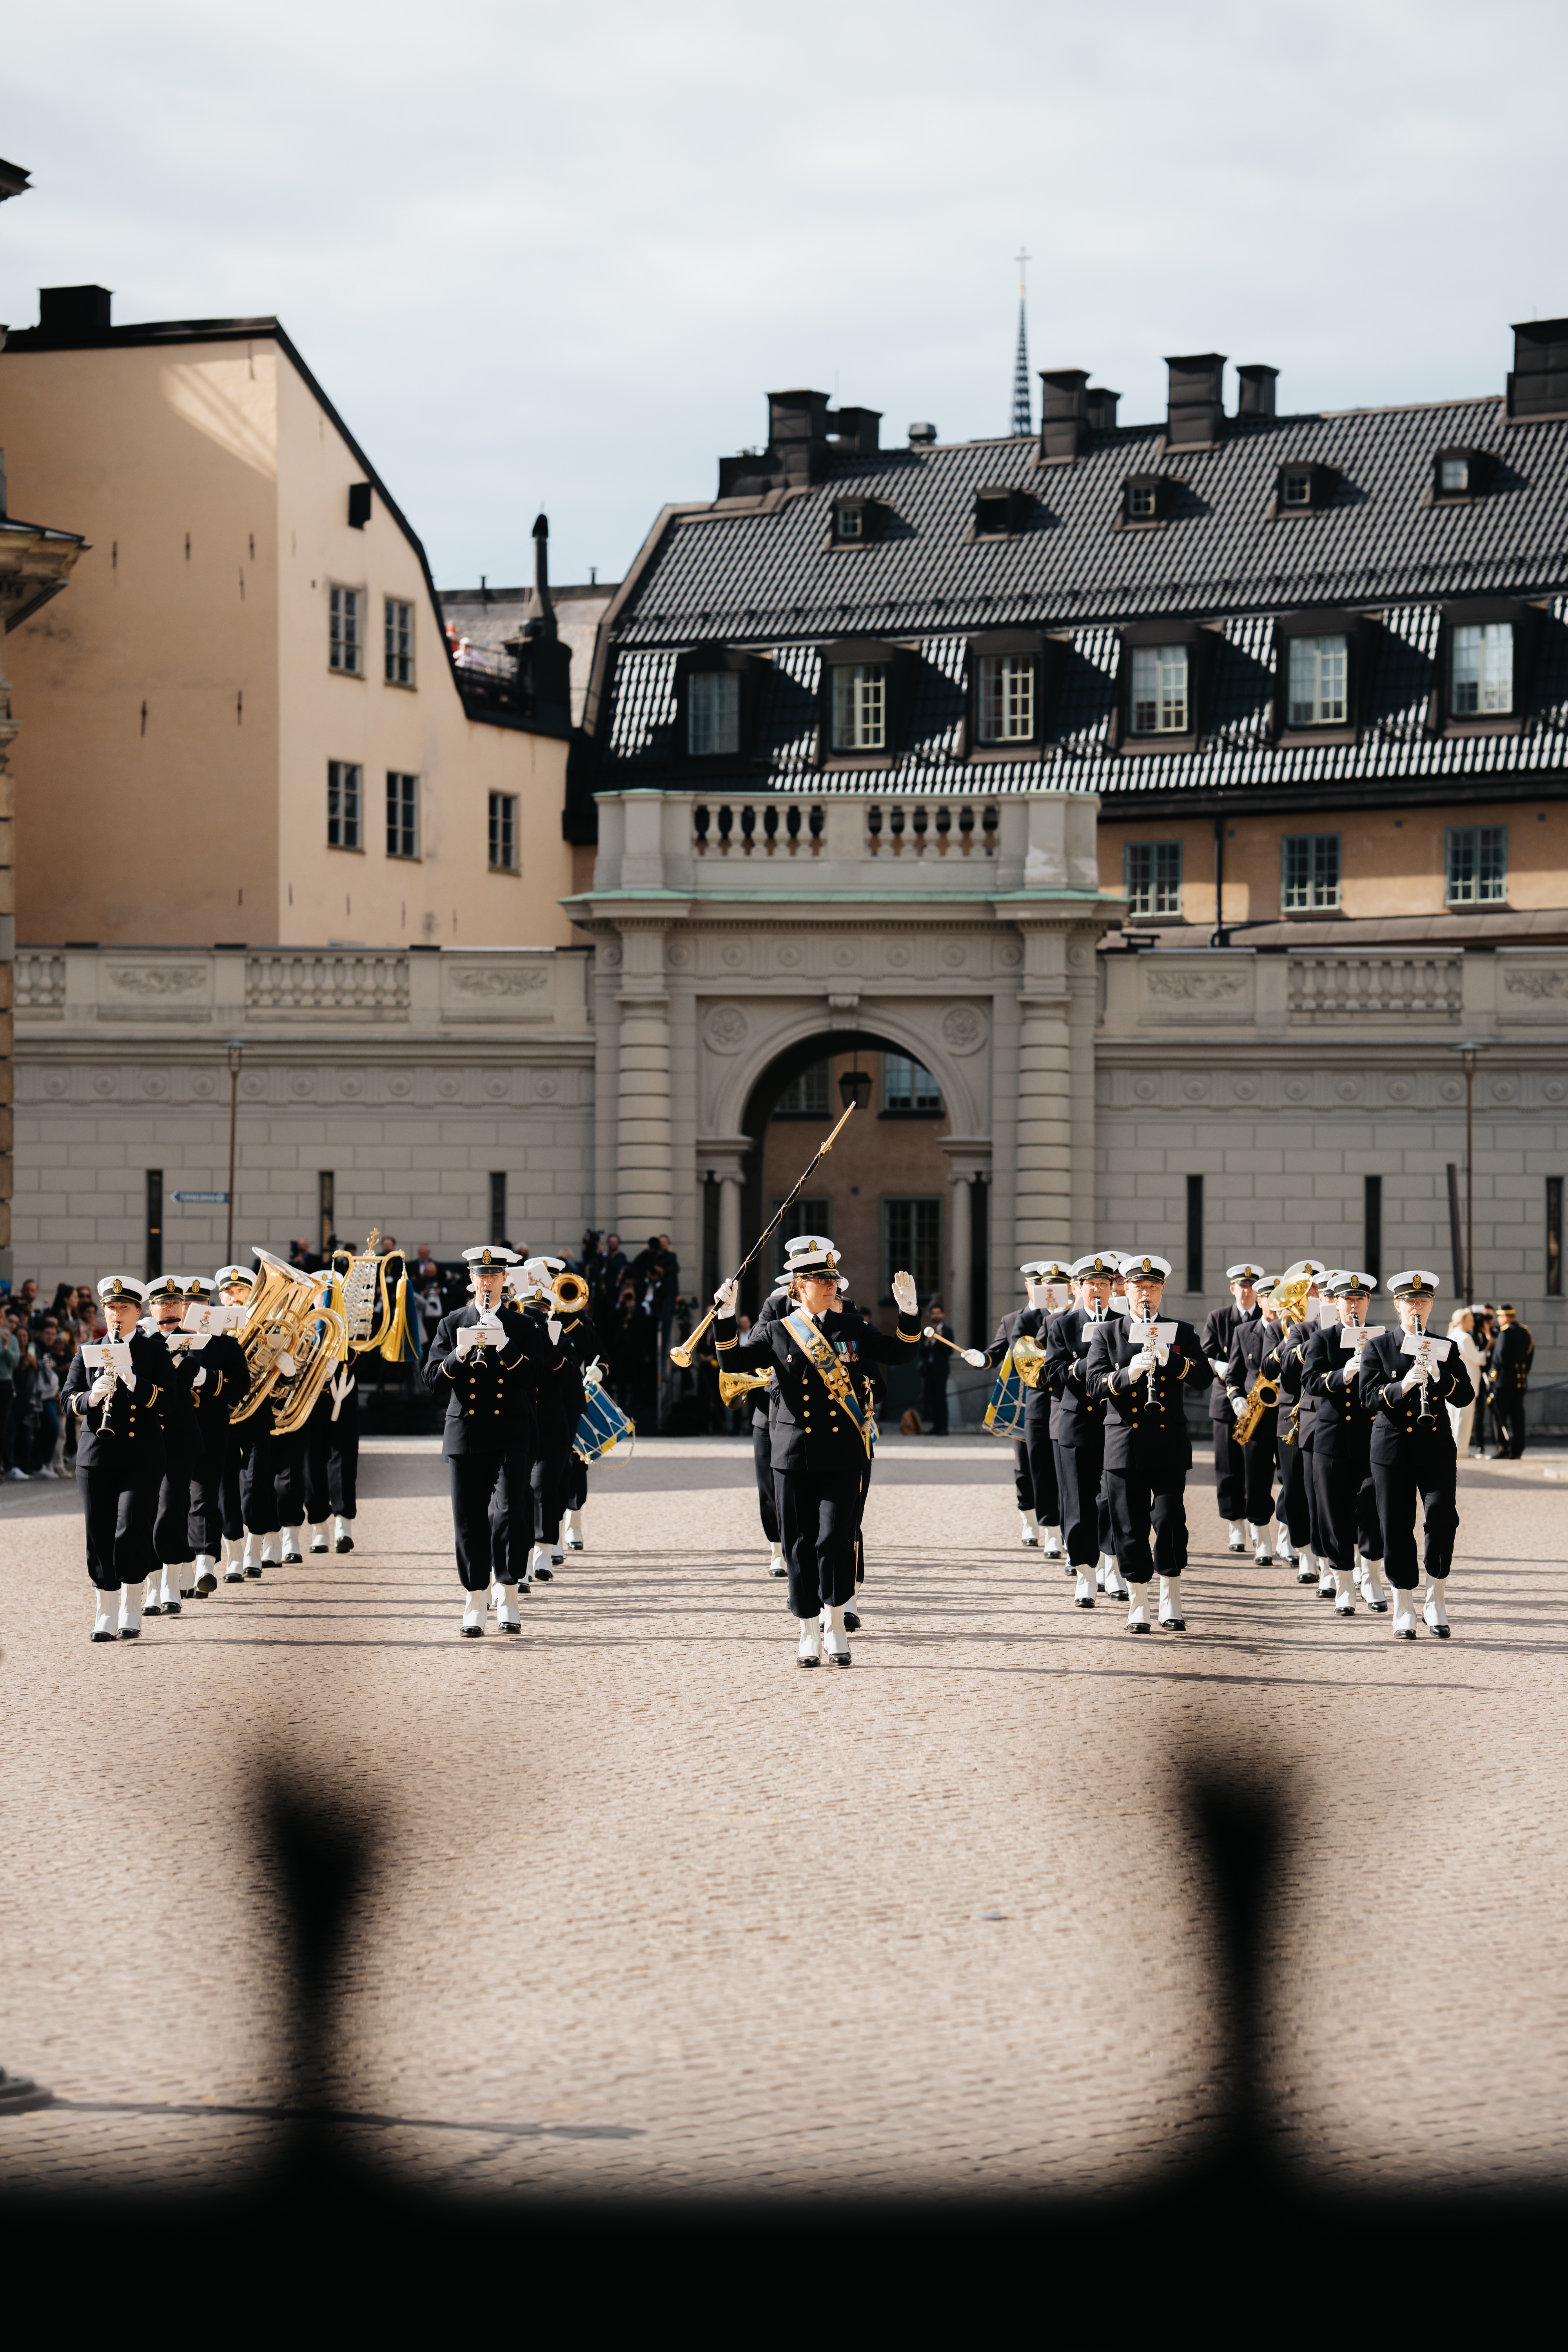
[{"x1": 1446, "y1": 1309, "x2": 1484, "y2": 1454}]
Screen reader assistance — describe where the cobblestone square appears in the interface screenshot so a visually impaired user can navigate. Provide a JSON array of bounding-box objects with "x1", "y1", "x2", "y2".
[{"x1": 3, "y1": 1435, "x2": 1566, "y2": 2197}]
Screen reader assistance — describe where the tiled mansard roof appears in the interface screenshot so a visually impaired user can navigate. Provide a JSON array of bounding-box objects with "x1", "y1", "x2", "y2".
[{"x1": 595, "y1": 394, "x2": 1568, "y2": 806}]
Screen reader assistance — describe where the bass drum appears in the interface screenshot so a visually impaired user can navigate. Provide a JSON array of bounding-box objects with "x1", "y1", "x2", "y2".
[
  {"x1": 575, "y1": 1378, "x2": 635, "y2": 1464},
  {"x1": 982, "y1": 1352, "x2": 1029, "y2": 1441}
]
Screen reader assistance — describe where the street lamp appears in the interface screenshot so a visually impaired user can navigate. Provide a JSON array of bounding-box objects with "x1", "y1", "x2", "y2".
[
  {"x1": 1451, "y1": 1041, "x2": 1486, "y2": 1302},
  {"x1": 225, "y1": 1041, "x2": 245, "y2": 1263}
]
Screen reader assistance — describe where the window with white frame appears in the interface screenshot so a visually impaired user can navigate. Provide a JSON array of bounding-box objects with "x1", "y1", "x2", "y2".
[
  {"x1": 882, "y1": 1053, "x2": 942, "y2": 1112},
  {"x1": 329, "y1": 586, "x2": 362, "y2": 675},
  {"x1": 833, "y1": 505, "x2": 864, "y2": 542},
  {"x1": 1130, "y1": 644, "x2": 1189, "y2": 734},
  {"x1": 488, "y1": 792, "x2": 519, "y2": 872},
  {"x1": 384, "y1": 599, "x2": 414, "y2": 686},
  {"x1": 1280, "y1": 469, "x2": 1313, "y2": 508},
  {"x1": 327, "y1": 760, "x2": 362, "y2": 849},
  {"x1": 386, "y1": 771, "x2": 419, "y2": 859},
  {"x1": 976, "y1": 653, "x2": 1035, "y2": 744},
  {"x1": 1440, "y1": 457, "x2": 1470, "y2": 494},
  {"x1": 1446, "y1": 825, "x2": 1507, "y2": 905},
  {"x1": 1281, "y1": 832, "x2": 1341, "y2": 912},
  {"x1": 1451, "y1": 622, "x2": 1514, "y2": 716},
  {"x1": 1124, "y1": 839, "x2": 1182, "y2": 919},
  {"x1": 1126, "y1": 483, "x2": 1158, "y2": 520},
  {"x1": 831, "y1": 662, "x2": 888, "y2": 751},
  {"x1": 775, "y1": 1060, "x2": 830, "y2": 1116},
  {"x1": 1287, "y1": 634, "x2": 1348, "y2": 726},
  {"x1": 687, "y1": 670, "x2": 740, "y2": 757}
]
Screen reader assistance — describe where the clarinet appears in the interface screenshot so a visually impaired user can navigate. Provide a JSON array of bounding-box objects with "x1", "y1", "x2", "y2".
[{"x1": 1416, "y1": 1334, "x2": 1434, "y2": 1421}]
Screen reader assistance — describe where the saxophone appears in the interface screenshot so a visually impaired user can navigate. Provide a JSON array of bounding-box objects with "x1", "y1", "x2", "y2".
[{"x1": 1233, "y1": 1274, "x2": 1313, "y2": 1447}]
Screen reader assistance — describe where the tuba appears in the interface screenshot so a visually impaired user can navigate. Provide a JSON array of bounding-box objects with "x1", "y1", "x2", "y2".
[{"x1": 231, "y1": 1249, "x2": 347, "y2": 1434}]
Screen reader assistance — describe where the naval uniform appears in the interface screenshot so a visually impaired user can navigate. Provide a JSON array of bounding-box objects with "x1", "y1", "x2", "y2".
[
  {"x1": 1085, "y1": 1315, "x2": 1204, "y2": 1584},
  {"x1": 237, "y1": 1399, "x2": 283, "y2": 1539},
  {"x1": 62, "y1": 1331, "x2": 171, "y2": 1592},
  {"x1": 1486, "y1": 1321, "x2": 1532, "y2": 1459},
  {"x1": 1005, "y1": 1304, "x2": 1061, "y2": 1535},
  {"x1": 150, "y1": 1336, "x2": 201, "y2": 1575},
  {"x1": 182, "y1": 1329, "x2": 249, "y2": 1557},
  {"x1": 1272, "y1": 1318, "x2": 1318, "y2": 1557},
  {"x1": 715, "y1": 1298, "x2": 918, "y2": 1619},
  {"x1": 1200, "y1": 1299, "x2": 1258, "y2": 1523},
  {"x1": 1301, "y1": 1325, "x2": 1385, "y2": 1579},
  {"x1": 1043, "y1": 1305, "x2": 1111, "y2": 1568},
  {"x1": 524, "y1": 1301, "x2": 594, "y2": 1555},
  {"x1": 303, "y1": 1371, "x2": 360, "y2": 1526},
  {"x1": 1362, "y1": 1329, "x2": 1475, "y2": 1589},
  {"x1": 984, "y1": 1305, "x2": 1055, "y2": 1527},
  {"x1": 1223, "y1": 1314, "x2": 1285, "y2": 1533},
  {"x1": 423, "y1": 1305, "x2": 568, "y2": 1590}
]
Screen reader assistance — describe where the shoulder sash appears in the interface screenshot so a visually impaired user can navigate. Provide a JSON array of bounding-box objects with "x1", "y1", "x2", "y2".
[{"x1": 783, "y1": 1309, "x2": 871, "y2": 1458}]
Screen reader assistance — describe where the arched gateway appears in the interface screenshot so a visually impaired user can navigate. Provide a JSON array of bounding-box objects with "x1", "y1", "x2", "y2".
[{"x1": 570, "y1": 788, "x2": 1114, "y2": 1329}]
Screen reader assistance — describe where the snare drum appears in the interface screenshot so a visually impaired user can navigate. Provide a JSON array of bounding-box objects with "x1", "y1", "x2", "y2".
[{"x1": 575, "y1": 1379, "x2": 635, "y2": 1463}]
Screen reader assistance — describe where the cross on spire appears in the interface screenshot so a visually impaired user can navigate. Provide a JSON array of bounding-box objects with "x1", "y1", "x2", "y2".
[{"x1": 1011, "y1": 247, "x2": 1033, "y2": 437}]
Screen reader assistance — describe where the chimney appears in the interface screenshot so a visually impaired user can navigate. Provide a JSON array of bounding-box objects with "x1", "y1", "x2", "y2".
[
  {"x1": 1165, "y1": 352, "x2": 1226, "y2": 448},
  {"x1": 1038, "y1": 368, "x2": 1090, "y2": 463},
  {"x1": 530, "y1": 511, "x2": 557, "y2": 639},
  {"x1": 1507, "y1": 318, "x2": 1568, "y2": 421},
  {"x1": 1236, "y1": 364, "x2": 1278, "y2": 420},
  {"x1": 907, "y1": 421, "x2": 937, "y2": 446},
  {"x1": 765, "y1": 389, "x2": 832, "y2": 485},
  {"x1": 828, "y1": 405, "x2": 881, "y2": 456},
  {"x1": 1085, "y1": 386, "x2": 1121, "y2": 433},
  {"x1": 38, "y1": 283, "x2": 112, "y2": 340}
]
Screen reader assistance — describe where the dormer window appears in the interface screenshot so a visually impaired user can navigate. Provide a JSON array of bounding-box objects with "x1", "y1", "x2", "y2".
[
  {"x1": 817, "y1": 634, "x2": 908, "y2": 767},
  {"x1": 688, "y1": 670, "x2": 741, "y2": 756},
  {"x1": 1432, "y1": 446, "x2": 1490, "y2": 505},
  {"x1": 1271, "y1": 460, "x2": 1337, "y2": 518},
  {"x1": 1452, "y1": 622, "x2": 1513, "y2": 717},
  {"x1": 1131, "y1": 644, "x2": 1189, "y2": 734},
  {"x1": 829, "y1": 496, "x2": 884, "y2": 547},
  {"x1": 1280, "y1": 469, "x2": 1312, "y2": 508},
  {"x1": 1287, "y1": 635, "x2": 1348, "y2": 726},
  {"x1": 832, "y1": 662, "x2": 887, "y2": 749},
  {"x1": 1272, "y1": 609, "x2": 1367, "y2": 743},
  {"x1": 970, "y1": 485, "x2": 1030, "y2": 539},
  {"x1": 1118, "y1": 474, "x2": 1179, "y2": 528}
]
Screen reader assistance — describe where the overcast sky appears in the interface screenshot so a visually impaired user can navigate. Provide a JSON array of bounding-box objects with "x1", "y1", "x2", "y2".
[{"x1": 5, "y1": 1, "x2": 1564, "y2": 591}]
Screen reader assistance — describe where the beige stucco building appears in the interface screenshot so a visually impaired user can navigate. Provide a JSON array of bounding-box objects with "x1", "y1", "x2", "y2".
[{"x1": 1, "y1": 289, "x2": 575, "y2": 954}]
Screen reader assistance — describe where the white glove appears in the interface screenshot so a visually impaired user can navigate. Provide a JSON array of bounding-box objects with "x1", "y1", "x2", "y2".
[
  {"x1": 1401, "y1": 1363, "x2": 1430, "y2": 1394},
  {"x1": 1151, "y1": 1339, "x2": 1170, "y2": 1368},
  {"x1": 583, "y1": 1357, "x2": 603, "y2": 1384},
  {"x1": 1208, "y1": 1356, "x2": 1229, "y2": 1377},
  {"x1": 89, "y1": 1374, "x2": 115, "y2": 1406},
  {"x1": 455, "y1": 1325, "x2": 480, "y2": 1357},
  {"x1": 547, "y1": 1318, "x2": 563, "y2": 1347},
  {"x1": 1227, "y1": 1395, "x2": 1241, "y2": 1418},
  {"x1": 963, "y1": 1348, "x2": 987, "y2": 1369},
  {"x1": 192, "y1": 1367, "x2": 207, "y2": 1389},
  {"x1": 277, "y1": 1353, "x2": 297, "y2": 1378},
  {"x1": 713, "y1": 1278, "x2": 739, "y2": 1317},
  {"x1": 891, "y1": 1270, "x2": 917, "y2": 1314},
  {"x1": 1343, "y1": 1361, "x2": 1359, "y2": 1384},
  {"x1": 1128, "y1": 1347, "x2": 1155, "y2": 1378}
]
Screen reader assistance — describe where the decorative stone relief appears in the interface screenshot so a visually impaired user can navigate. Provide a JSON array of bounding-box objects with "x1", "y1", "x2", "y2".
[
  {"x1": 1067, "y1": 945, "x2": 1091, "y2": 969},
  {"x1": 833, "y1": 945, "x2": 856, "y2": 969},
  {"x1": 601, "y1": 945, "x2": 622, "y2": 970},
  {"x1": 143, "y1": 1073, "x2": 168, "y2": 1098},
  {"x1": 44, "y1": 1073, "x2": 69, "y2": 1098},
  {"x1": 242, "y1": 1073, "x2": 267, "y2": 1098},
  {"x1": 886, "y1": 944, "x2": 911, "y2": 969},
  {"x1": 1441, "y1": 1079, "x2": 1463, "y2": 1102},
  {"x1": 1336, "y1": 1078, "x2": 1361, "y2": 1102},
  {"x1": 1546, "y1": 1078, "x2": 1567, "y2": 1104},
  {"x1": 388, "y1": 1075, "x2": 412, "y2": 1098},
  {"x1": 1184, "y1": 1078, "x2": 1207, "y2": 1100},
  {"x1": 437, "y1": 1074, "x2": 461, "y2": 1098},
  {"x1": 997, "y1": 943, "x2": 1021, "y2": 969},
  {"x1": 777, "y1": 944, "x2": 802, "y2": 968},
  {"x1": 941, "y1": 944, "x2": 967, "y2": 970},
  {"x1": 485, "y1": 1076, "x2": 510, "y2": 1099},
  {"x1": 290, "y1": 1074, "x2": 313, "y2": 1098},
  {"x1": 940, "y1": 1004, "x2": 988, "y2": 1055},
  {"x1": 1502, "y1": 967, "x2": 1568, "y2": 999},
  {"x1": 704, "y1": 1004, "x2": 749, "y2": 1053},
  {"x1": 1492, "y1": 1078, "x2": 1517, "y2": 1103},
  {"x1": 1147, "y1": 970, "x2": 1247, "y2": 1003},
  {"x1": 107, "y1": 966, "x2": 205, "y2": 996},
  {"x1": 534, "y1": 1076, "x2": 559, "y2": 1100},
  {"x1": 191, "y1": 1074, "x2": 216, "y2": 1098},
  {"x1": 341, "y1": 1075, "x2": 363, "y2": 1098},
  {"x1": 1285, "y1": 1077, "x2": 1309, "y2": 1101},
  {"x1": 449, "y1": 965, "x2": 547, "y2": 996},
  {"x1": 93, "y1": 1073, "x2": 117, "y2": 1096},
  {"x1": 1232, "y1": 1077, "x2": 1257, "y2": 1101},
  {"x1": 1388, "y1": 1078, "x2": 1413, "y2": 1102},
  {"x1": 667, "y1": 945, "x2": 691, "y2": 969}
]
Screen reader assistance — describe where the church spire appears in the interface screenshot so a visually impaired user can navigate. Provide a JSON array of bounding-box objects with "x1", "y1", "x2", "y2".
[{"x1": 1010, "y1": 247, "x2": 1033, "y2": 437}]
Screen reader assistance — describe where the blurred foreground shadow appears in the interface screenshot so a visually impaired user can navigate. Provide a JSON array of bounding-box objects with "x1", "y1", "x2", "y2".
[{"x1": 1, "y1": 1758, "x2": 1560, "y2": 2312}]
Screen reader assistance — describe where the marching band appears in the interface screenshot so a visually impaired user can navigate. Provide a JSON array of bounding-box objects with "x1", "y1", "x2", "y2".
[{"x1": 54, "y1": 1202, "x2": 1506, "y2": 1656}]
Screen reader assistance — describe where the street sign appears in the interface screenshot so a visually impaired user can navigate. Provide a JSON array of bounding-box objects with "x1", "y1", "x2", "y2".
[{"x1": 172, "y1": 1190, "x2": 229, "y2": 1203}]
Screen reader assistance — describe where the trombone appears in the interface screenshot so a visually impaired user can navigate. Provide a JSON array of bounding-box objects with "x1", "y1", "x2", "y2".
[{"x1": 670, "y1": 1102, "x2": 857, "y2": 1368}]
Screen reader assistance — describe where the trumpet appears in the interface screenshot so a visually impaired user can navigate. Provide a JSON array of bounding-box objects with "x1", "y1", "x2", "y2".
[
  {"x1": 548, "y1": 1269, "x2": 592, "y2": 1316},
  {"x1": 671, "y1": 1101, "x2": 857, "y2": 1368}
]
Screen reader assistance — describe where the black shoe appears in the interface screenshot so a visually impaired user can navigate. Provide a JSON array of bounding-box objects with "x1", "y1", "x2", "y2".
[
  {"x1": 144, "y1": 1602, "x2": 163, "y2": 1617},
  {"x1": 91, "y1": 1628, "x2": 116, "y2": 1643},
  {"x1": 532, "y1": 1565, "x2": 553, "y2": 1583},
  {"x1": 245, "y1": 1565, "x2": 263, "y2": 1578},
  {"x1": 164, "y1": 1599, "x2": 181, "y2": 1615},
  {"x1": 334, "y1": 1536, "x2": 354, "y2": 1553},
  {"x1": 843, "y1": 1607, "x2": 860, "y2": 1633}
]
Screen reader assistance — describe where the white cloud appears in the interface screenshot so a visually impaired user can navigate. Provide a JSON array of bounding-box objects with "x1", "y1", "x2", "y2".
[{"x1": 3, "y1": 0, "x2": 1562, "y2": 589}]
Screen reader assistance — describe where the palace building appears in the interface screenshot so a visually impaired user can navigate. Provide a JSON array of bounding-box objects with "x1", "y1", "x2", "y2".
[{"x1": 11, "y1": 315, "x2": 1568, "y2": 1405}]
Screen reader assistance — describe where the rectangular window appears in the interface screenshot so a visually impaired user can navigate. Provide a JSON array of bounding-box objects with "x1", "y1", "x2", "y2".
[
  {"x1": 145, "y1": 1169, "x2": 163, "y2": 1283},
  {"x1": 384, "y1": 598, "x2": 414, "y2": 686},
  {"x1": 884, "y1": 1197, "x2": 942, "y2": 1303},
  {"x1": 1365, "y1": 1174, "x2": 1382, "y2": 1285},
  {"x1": 1280, "y1": 469, "x2": 1312, "y2": 508},
  {"x1": 327, "y1": 760, "x2": 362, "y2": 849},
  {"x1": 386, "y1": 771, "x2": 419, "y2": 859},
  {"x1": 1451, "y1": 622, "x2": 1514, "y2": 716},
  {"x1": 1549, "y1": 1176, "x2": 1563, "y2": 1298},
  {"x1": 488, "y1": 791, "x2": 518, "y2": 871},
  {"x1": 1280, "y1": 832, "x2": 1342, "y2": 913},
  {"x1": 776, "y1": 1060, "x2": 830, "y2": 1116},
  {"x1": 976, "y1": 653, "x2": 1035, "y2": 744},
  {"x1": 1185, "y1": 1174, "x2": 1203, "y2": 1295},
  {"x1": 1125, "y1": 839, "x2": 1183, "y2": 919},
  {"x1": 1440, "y1": 457, "x2": 1470, "y2": 494},
  {"x1": 687, "y1": 670, "x2": 740, "y2": 758},
  {"x1": 882, "y1": 1053, "x2": 942, "y2": 1112},
  {"x1": 318, "y1": 1171, "x2": 335, "y2": 1261},
  {"x1": 831, "y1": 662, "x2": 887, "y2": 751},
  {"x1": 834, "y1": 505, "x2": 864, "y2": 542},
  {"x1": 1287, "y1": 634, "x2": 1348, "y2": 726},
  {"x1": 1130, "y1": 643, "x2": 1189, "y2": 734},
  {"x1": 771, "y1": 1197, "x2": 831, "y2": 1281},
  {"x1": 489, "y1": 1172, "x2": 507, "y2": 1245},
  {"x1": 1127, "y1": 483, "x2": 1158, "y2": 520},
  {"x1": 329, "y1": 585, "x2": 362, "y2": 675},
  {"x1": 1446, "y1": 825, "x2": 1508, "y2": 906}
]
